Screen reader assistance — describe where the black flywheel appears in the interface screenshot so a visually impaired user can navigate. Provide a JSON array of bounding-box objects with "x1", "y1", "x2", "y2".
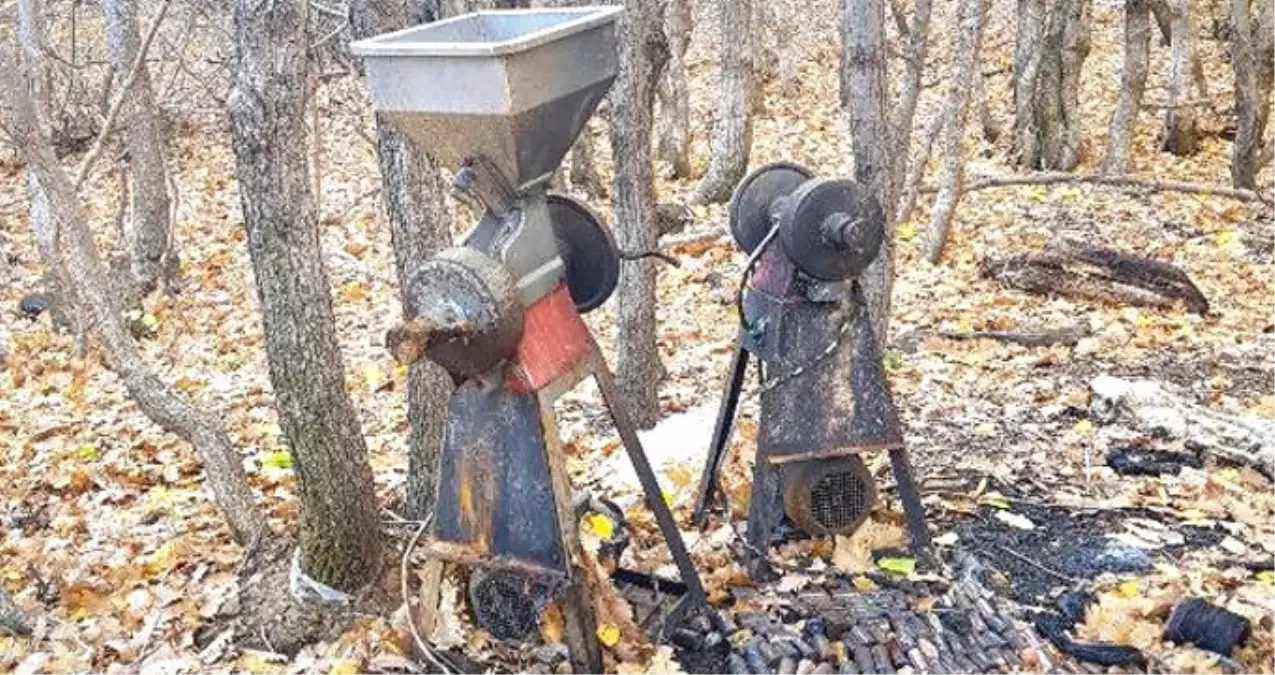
[
  {"x1": 728, "y1": 162, "x2": 814, "y2": 253},
  {"x1": 547, "y1": 193, "x2": 620, "y2": 313}
]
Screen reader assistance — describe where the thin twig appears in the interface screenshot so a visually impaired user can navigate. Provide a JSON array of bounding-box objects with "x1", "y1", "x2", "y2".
[
  {"x1": 400, "y1": 519, "x2": 452, "y2": 675},
  {"x1": 310, "y1": 0, "x2": 345, "y2": 18},
  {"x1": 72, "y1": 0, "x2": 172, "y2": 190},
  {"x1": 993, "y1": 545, "x2": 1082, "y2": 584}
]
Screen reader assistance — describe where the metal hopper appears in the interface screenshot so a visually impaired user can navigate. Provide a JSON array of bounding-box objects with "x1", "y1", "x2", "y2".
[{"x1": 350, "y1": 7, "x2": 622, "y2": 190}]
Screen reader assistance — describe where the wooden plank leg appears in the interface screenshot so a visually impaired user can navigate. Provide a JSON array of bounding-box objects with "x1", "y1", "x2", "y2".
[{"x1": 537, "y1": 392, "x2": 603, "y2": 673}]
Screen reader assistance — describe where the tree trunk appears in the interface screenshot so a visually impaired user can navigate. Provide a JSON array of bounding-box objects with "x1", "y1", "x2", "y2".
[
  {"x1": 1149, "y1": 0, "x2": 1173, "y2": 44},
  {"x1": 1229, "y1": 0, "x2": 1274, "y2": 189},
  {"x1": 569, "y1": 126, "x2": 604, "y2": 198},
  {"x1": 1014, "y1": 0, "x2": 1091, "y2": 170},
  {"x1": 892, "y1": 0, "x2": 933, "y2": 184},
  {"x1": 17, "y1": 0, "x2": 78, "y2": 337},
  {"x1": 609, "y1": 0, "x2": 668, "y2": 429},
  {"x1": 845, "y1": 0, "x2": 897, "y2": 346},
  {"x1": 350, "y1": 0, "x2": 453, "y2": 523},
  {"x1": 924, "y1": 0, "x2": 986, "y2": 264},
  {"x1": 102, "y1": 0, "x2": 176, "y2": 295},
  {"x1": 972, "y1": 65, "x2": 1003, "y2": 142},
  {"x1": 1161, "y1": 0, "x2": 1200, "y2": 155},
  {"x1": 0, "y1": 48, "x2": 263, "y2": 546},
  {"x1": 693, "y1": 0, "x2": 753, "y2": 205},
  {"x1": 655, "y1": 0, "x2": 692, "y2": 179},
  {"x1": 1102, "y1": 0, "x2": 1152, "y2": 173},
  {"x1": 228, "y1": 0, "x2": 381, "y2": 592}
]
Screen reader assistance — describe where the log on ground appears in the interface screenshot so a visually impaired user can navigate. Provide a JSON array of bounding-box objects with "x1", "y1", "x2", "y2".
[{"x1": 981, "y1": 243, "x2": 1209, "y2": 314}]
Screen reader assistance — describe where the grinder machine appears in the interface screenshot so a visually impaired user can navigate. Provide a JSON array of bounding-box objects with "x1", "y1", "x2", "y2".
[
  {"x1": 691, "y1": 163, "x2": 931, "y2": 572},
  {"x1": 352, "y1": 8, "x2": 705, "y2": 672}
]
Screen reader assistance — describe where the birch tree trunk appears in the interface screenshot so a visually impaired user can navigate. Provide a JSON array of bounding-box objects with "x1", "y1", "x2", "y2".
[
  {"x1": 350, "y1": 0, "x2": 452, "y2": 523},
  {"x1": 1161, "y1": 0, "x2": 1200, "y2": 155},
  {"x1": 924, "y1": 0, "x2": 986, "y2": 264},
  {"x1": 1013, "y1": 0, "x2": 1092, "y2": 170},
  {"x1": 1102, "y1": 0, "x2": 1152, "y2": 173},
  {"x1": 102, "y1": 0, "x2": 176, "y2": 295},
  {"x1": 609, "y1": 0, "x2": 668, "y2": 428},
  {"x1": 228, "y1": 0, "x2": 381, "y2": 592},
  {"x1": 655, "y1": 0, "x2": 692, "y2": 178},
  {"x1": 845, "y1": 0, "x2": 897, "y2": 345},
  {"x1": 693, "y1": 0, "x2": 753, "y2": 205},
  {"x1": 0, "y1": 48, "x2": 263, "y2": 545},
  {"x1": 1228, "y1": 0, "x2": 1274, "y2": 189}
]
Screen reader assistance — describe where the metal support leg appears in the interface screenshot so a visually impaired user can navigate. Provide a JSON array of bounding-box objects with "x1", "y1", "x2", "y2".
[
  {"x1": 692, "y1": 343, "x2": 750, "y2": 525},
  {"x1": 591, "y1": 351, "x2": 707, "y2": 612},
  {"x1": 888, "y1": 447, "x2": 932, "y2": 558}
]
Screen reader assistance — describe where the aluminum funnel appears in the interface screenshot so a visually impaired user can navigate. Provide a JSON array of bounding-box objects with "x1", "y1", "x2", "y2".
[{"x1": 351, "y1": 7, "x2": 622, "y2": 190}]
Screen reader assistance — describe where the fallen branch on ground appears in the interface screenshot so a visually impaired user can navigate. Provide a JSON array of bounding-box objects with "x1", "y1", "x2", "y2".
[
  {"x1": 938, "y1": 323, "x2": 1090, "y2": 347},
  {"x1": 982, "y1": 243, "x2": 1210, "y2": 315},
  {"x1": 1091, "y1": 375, "x2": 1275, "y2": 478},
  {"x1": 920, "y1": 171, "x2": 1272, "y2": 205}
]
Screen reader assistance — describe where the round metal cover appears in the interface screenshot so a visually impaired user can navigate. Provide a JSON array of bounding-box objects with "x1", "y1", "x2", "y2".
[
  {"x1": 783, "y1": 456, "x2": 878, "y2": 537},
  {"x1": 548, "y1": 193, "x2": 619, "y2": 313},
  {"x1": 728, "y1": 162, "x2": 814, "y2": 253},
  {"x1": 468, "y1": 567, "x2": 558, "y2": 641},
  {"x1": 777, "y1": 178, "x2": 885, "y2": 281},
  {"x1": 403, "y1": 247, "x2": 523, "y2": 379}
]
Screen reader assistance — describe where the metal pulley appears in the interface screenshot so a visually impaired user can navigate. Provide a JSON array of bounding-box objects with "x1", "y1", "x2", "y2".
[
  {"x1": 391, "y1": 246, "x2": 524, "y2": 379},
  {"x1": 547, "y1": 193, "x2": 620, "y2": 313},
  {"x1": 777, "y1": 178, "x2": 885, "y2": 282}
]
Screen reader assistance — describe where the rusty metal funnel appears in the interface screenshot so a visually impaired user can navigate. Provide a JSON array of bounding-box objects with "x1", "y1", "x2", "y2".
[{"x1": 351, "y1": 7, "x2": 622, "y2": 190}]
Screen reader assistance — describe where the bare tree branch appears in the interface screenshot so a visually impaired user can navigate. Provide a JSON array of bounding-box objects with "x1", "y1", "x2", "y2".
[
  {"x1": 922, "y1": 171, "x2": 1272, "y2": 204},
  {"x1": 73, "y1": 0, "x2": 171, "y2": 190}
]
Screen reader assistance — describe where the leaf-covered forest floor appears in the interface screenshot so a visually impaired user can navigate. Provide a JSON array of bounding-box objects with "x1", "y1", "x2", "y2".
[{"x1": 1, "y1": 0, "x2": 1272, "y2": 672}]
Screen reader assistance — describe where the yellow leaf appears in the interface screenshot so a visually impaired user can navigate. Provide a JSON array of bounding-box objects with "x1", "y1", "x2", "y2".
[
  {"x1": 978, "y1": 491, "x2": 1011, "y2": 509},
  {"x1": 1178, "y1": 508, "x2": 1208, "y2": 521},
  {"x1": 973, "y1": 421, "x2": 997, "y2": 437},
  {"x1": 1116, "y1": 581, "x2": 1139, "y2": 598},
  {"x1": 597, "y1": 622, "x2": 621, "y2": 648},
  {"x1": 393, "y1": 364, "x2": 409, "y2": 380},
  {"x1": 144, "y1": 538, "x2": 185, "y2": 577},
  {"x1": 329, "y1": 659, "x2": 361, "y2": 675},
  {"x1": 1257, "y1": 571, "x2": 1274, "y2": 585},
  {"x1": 76, "y1": 444, "x2": 100, "y2": 461},
  {"x1": 582, "y1": 512, "x2": 615, "y2": 540},
  {"x1": 664, "y1": 465, "x2": 693, "y2": 491},
  {"x1": 852, "y1": 575, "x2": 878, "y2": 591},
  {"x1": 364, "y1": 365, "x2": 385, "y2": 391},
  {"x1": 1073, "y1": 419, "x2": 1094, "y2": 434},
  {"x1": 339, "y1": 281, "x2": 368, "y2": 303},
  {"x1": 877, "y1": 557, "x2": 915, "y2": 576},
  {"x1": 1134, "y1": 313, "x2": 1153, "y2": 329},
  {"x1": 898, "y1": 221, "x2": 917, "y2": 242},
  {"x1": 1214, "y1": 468, "x2": 1240, "y2": 484}
]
